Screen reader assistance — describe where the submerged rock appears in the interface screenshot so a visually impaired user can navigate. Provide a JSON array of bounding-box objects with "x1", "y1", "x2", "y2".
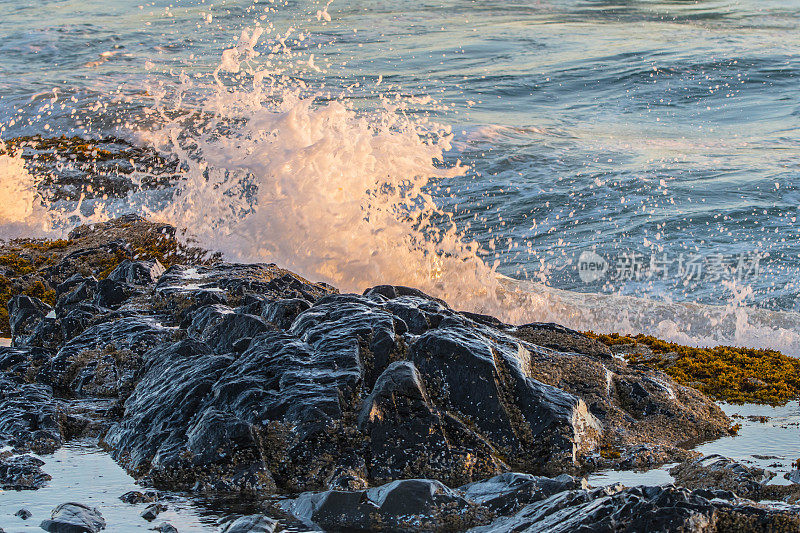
[
  {"x1": 141, "y1": 503, "x2": 168, "y2": 521},
  {"x1": 15, "y1": 507, "x2": 33, "y2": 519},
  {"x1": 119, "y1": 490, "x2": 159, "y2": 504},
  {"x1": 40, "y1": 502, "x2": 106, "y2": 533},
  {"x1": 219, "y1": 515, "x2": 278, "y2": 533}
]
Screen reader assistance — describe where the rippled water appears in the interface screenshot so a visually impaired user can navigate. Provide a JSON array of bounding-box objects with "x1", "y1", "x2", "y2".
[{"x1": 1, "y1": 0, "x2": 800, "y2": 350}]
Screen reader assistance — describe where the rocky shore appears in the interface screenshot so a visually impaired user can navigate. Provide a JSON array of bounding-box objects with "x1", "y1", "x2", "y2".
[{"x1": 2, "y1": 216, "x2": 800, "y2": 532}]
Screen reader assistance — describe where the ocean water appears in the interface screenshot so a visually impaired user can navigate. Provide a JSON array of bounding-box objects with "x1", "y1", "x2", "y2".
[{"x1": 1, "y1": 0, "x2": 800, "y2": 352}]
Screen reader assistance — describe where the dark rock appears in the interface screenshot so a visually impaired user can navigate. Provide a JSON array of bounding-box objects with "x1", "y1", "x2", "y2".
[
  {"x1": 219, "y1": 515, "x2": 278, "y2": 533},
  {"x1": 108, "y1": 259, "x2": 165, "y2": 286},
  {"x1": 0, "y1": 454, "x2": 51, "y2": 490},
  {"x1": 469, "y1": 484, "x2": 800, "y2": 533},
  {"x1": 15, "y1": 508, "x2": 33, "y2": 519},
  {"x1": 203, "y1": 312, "x2": 272, "y2": 354},
  {"x1": 670, "y1": 454, "x2": 775, "y2": 500},
  {"x1": 0, "y1": 376, "x2": 62, "y2": 453},
  {"x1": 459, "y1": 473, "x2": 585, "y2": 514},
  {"x1": 359, "y1": 361, "x2": 505, "y2": 486},
  {"x1": 282, "y1": 478, "x2": 490, "y2": 532},
  {"x1": 9, "y1": 294, "x2": 52, "y2": 344},
  {"x1": 141, "y1": 503, "x2": 167, "y2": 521},
  {"x1": 40, "y1": 502, "x2": 106, "y2": 533},
  {"x1": 0, "y1": 345, "x2": 52, "y2": 378},
  {"x1": 787, "y1": 469, "x2": 800, "y2": 484},
  {"x1": 56, "y1": 280, "x2": 97, "y2": 315},
  {"x1": 94, "y1": 278, "x2": 135, "y2": 308},
  {"x1": 512, "y1": 323, "x2": 613, "y2": 358},
  {"x1": 119, "y1": 490, "x2": 159, "y2": 504},
  {"x1": 409, "y1": 325, "x2": 600, "y2": 475},
  {"x1": 260, "y1": 298, "x2": 310, "y2": 329},
  {"x1": 103, "y1": 339, "x2": 265, "y2": 491},
  {"x1": 38, "y1": 316, "x2": 173, "y2": 397},
  {"x1": 150, "y1": 523, "x2": 178, "y2": 533}
]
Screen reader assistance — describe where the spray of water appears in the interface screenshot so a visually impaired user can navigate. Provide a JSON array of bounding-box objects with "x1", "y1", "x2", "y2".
[{"x1": 3, "y1": 21, "x2": 800, "y2": 355}]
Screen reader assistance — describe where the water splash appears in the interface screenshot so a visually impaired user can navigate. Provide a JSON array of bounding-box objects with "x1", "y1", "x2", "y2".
[{"x1": 4, "y1": 20, "x2": 800, "y2": 356}]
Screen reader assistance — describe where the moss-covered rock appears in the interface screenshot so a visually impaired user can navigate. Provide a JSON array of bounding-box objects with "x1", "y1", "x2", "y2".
[{"x1": 587, "y1": 332, "x2": 800, "y2": 405}]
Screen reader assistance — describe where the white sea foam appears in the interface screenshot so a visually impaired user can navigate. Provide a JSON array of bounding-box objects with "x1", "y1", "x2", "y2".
[{"x1": 3, "y1": 23, "x2": 800, "y2": 357}]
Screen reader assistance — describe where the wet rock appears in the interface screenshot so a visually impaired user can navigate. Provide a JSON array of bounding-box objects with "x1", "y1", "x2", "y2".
[
  {"x1": 38, "y1": 316, "x2": 173, "y2": 397},
  {"x1": 108, "y1": 259, "x2": 165, "y2": 286},
  {"x1": 670, "y1": 454, "x2": 774, "y2": 500},
  {"x1": 9, "y1": 294, "x2": 52, "y2": 344},
  {"x1": 150, "y1": 523, "x2": 178, "y2": 533},
  {"x1": 16, "y1": 508, "x2": 33, "y2": 519},
  {"x1": 103, "y1": 339, "x2": 267, "y2": 491},
  {"x1": 0, "y1": 454, "x2": 51, "y2": 490},
  {"x1": 202, "y1": 312, "x2": 272, "y2": 354},
  {"x1": 512, "y1": 323, "x2": 612, "y2": 359},
  {"x1": 459, "y1": 473, "x2": 586, "y2": 515},
  {"x1": 787, "y1": 469, "x2": 800, "y2": 484},
  {"x1": 40, "y1": 502, "x2": 106, "y2": 533},
  {"x1": 506, "y1": 328, "x2": 730, "y2": 469},
  {"x1": 0, "y1": 345, "x2": 52, "y2": 379},
  {"x1": 359, "y1": 361, "x2": 505, "y2": 486},
  {"x1": 119, "y1": 490, "x2": 159, "y2": 503},
  {"x1": 470, "y1": 484, "x2": 800, "y2": 533},
  {"x1": 219, "y1": 515, "x2": 278, "y2": 533},
  {"x1": 282, "y1": 478, "x2": 491, "y2": 532},
  {"x1": 409, "y1": 325, "x2": 600, "y2": 475},
  {"x1": 0, "y1": 376, "x2": 62, "y2": 453},
  {"x1": 141, "y1": 503, "x2": 168, "y2": 521},
  {"x1": 260, "y1": 298, "x2": 310, "y2": 330}
]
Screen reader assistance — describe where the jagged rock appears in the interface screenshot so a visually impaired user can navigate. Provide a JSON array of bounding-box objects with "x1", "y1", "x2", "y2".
[
  {"x1": 0, "y1": 375, "x2": 62, "y2": 453},
  {"x1": 459, "y1": 473, "x2": 586, "y2": 514},
  {"x1": 409, "y1": 324, "x2": 600, "y2": 475},
  {"x1": 108, "y1": 259, "x2": 165, "y2": 286},
  {"x1": 37, "y1": 316, "x2": 173, "y2": 397},
  {"x1": 219, "y1": 515, "x2": 279, "y2": 533},
  {"x1": 260, "y1": 298, "x2": 310, "y2": 330},
  {"x1": 16, "y1": 507, "x2": 33, "y2": 519},
  {"x1": 40, "y1": 502, "x2": 106, "y2": 533},
  {"x1": 103, "y1": 339, "x2": 270, "y2": 492},
  {"x1": 670, "y1": 454, "x2": 774, "y2": 500},
  {"x1": 469, "y1": 484, "x2": 800, "y2": 533},
  {"x1": 505, "y1": 328, "x2": 729, "y2": 469},
  {"x1": 282, "y1": 478, "x2": 492, "y2": 532},
  {"x1": 512, "y1": 323, "x2": 612, "y2": 358},
  {"x1": 150, "y1": 523, "x2": 178, "y2": 533},
  {"x1": 787, "y1": 469, "x2": 800, "y2": 484},
  {"x1": 359, "y1": 361, "x2": 505, "y2": 486},
  {"x1": 202, "y1": 312, "x2": 272, "y2": 354},
  {"x1": 0, "y1": 453, "x2": 51, "y2": 490},
  {"x1": 119, "y1": 490, "x2": 159, "y2": 503},
  {"x1": 141, "y1": 503, "x2": 167, "y2": 521},
  {"x1": 0, "y1": 345, "x2": 52, "y2": 379},
  {"x1": 9, "y1": 294, "x2": 52, "y2": 344}
]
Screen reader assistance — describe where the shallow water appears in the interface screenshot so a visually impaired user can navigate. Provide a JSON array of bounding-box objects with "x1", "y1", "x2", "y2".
[
  {"x1": 0, "y1": 440, "x2": 235, "y2": 532},
  {"x1": 589, "y1": 402, "x2": 800, "y2": 488}
]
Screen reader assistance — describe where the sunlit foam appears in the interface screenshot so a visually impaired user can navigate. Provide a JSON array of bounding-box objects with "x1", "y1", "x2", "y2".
[{"x1": 3, "y1": 24, "x2": 800, "y2": 357}]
